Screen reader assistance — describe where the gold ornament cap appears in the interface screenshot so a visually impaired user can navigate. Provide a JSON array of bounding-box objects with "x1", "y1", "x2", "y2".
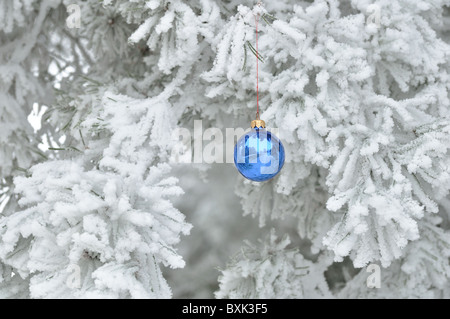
[{"x1": 251, "y1": 119, "x2": 266, "y2": 128}]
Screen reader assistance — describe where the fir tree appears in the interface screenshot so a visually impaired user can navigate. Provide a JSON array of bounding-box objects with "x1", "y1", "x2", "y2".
[{"x1": 0, "y1": 0, "x2": 449, "y2": 299}]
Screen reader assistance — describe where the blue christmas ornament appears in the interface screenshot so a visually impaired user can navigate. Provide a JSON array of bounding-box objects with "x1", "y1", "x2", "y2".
[{"x1": 234, "y1": 119, "x2": 285, "y2": 182}]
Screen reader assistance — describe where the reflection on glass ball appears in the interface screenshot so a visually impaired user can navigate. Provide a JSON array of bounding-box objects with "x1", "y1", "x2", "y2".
[{"x1": 234, "y1": 127, "x2": 285, "y2": 182}]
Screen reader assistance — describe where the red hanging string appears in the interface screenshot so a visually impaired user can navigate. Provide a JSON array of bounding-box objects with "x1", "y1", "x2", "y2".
[{"x1": 255, "y1": 13, "x2": 260, "y2": 120}]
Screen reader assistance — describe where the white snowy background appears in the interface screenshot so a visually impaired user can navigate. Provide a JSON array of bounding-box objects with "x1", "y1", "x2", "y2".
[{"x1": 0, "y1": 0, "x2": 449, "y2": 298}]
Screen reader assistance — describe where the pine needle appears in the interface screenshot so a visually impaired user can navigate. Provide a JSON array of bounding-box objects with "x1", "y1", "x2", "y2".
[
  {"x1": 79, "y1": 129, "x2": 86, "y2": 147},
  {"x1": 90, "y1": 190, "x2": 105, "y2": 200},
  {"x1": 246, "y1": 41, "x2": 264, "y2": 63},
  {"x1": 68, "y1": 146, "x2": 82, "y2": 153},
  {"x1": 242, "y1": 43, "x2": 248, "y2": 71},
  {"x1": 29, "y1": 148, "x2": 48, "y2": 160},
  {"x1": 80, "y1": 75, "x2": 101, "y2": 86},
  {"x1": 48, "y1": 146, "x2": 82, "y2": 153},
  {"x1": 61, "y1": 119, "x2": 72, "y2": 131},
  {"x1": 262, "y1": 13, "x2": 276, "y2": 25},
  {"x1": 262, "y1": 13, "x2": 276, "y2": 23}
]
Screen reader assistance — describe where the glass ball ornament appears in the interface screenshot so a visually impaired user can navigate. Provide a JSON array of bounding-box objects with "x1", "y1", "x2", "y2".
[{"x1": 234, "y1": 119, "x2": 285, "y2": 182}]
